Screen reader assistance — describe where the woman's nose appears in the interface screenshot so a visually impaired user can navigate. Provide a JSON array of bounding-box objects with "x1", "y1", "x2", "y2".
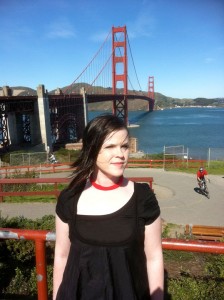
[{"x1": 115, "y1": 147, "x2": 125, "y2": 156}]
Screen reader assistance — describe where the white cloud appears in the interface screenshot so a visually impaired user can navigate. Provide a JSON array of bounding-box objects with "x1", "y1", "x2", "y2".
[
  {"x1": 46, "y1": 19, "x2": 76, "y2": 39},
  {"x1": 127, "y1": 9, "x2": 156, "y2": 39}
]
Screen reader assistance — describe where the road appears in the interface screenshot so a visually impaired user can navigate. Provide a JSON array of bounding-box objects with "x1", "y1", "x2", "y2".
[{"x1": 0, "y1": 168, "x2": 223, "y2": 227}]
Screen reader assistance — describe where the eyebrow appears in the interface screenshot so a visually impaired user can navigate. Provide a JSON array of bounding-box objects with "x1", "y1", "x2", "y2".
[{"x1": 103, "y1": 140, "x2": 129, "y2": 147}]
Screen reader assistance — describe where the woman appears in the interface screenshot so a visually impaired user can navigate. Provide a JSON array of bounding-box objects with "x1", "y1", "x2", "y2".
[{"x1": 53, "y1": 114, "x2": 164, "y2": 300}]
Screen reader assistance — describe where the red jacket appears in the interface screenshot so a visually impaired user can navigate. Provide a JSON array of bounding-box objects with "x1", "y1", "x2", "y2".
[{"x1": 197, "y1": 170, "x2": 208, "y2": 179}]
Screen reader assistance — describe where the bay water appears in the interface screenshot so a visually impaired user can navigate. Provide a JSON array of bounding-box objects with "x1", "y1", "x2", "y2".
[{"x1": 88, "y1": 107, "x2": 224, "y2": 158}]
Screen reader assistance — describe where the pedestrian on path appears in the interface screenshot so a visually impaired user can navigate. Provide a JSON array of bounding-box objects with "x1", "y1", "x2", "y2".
[{"x1": 53, "y1": 114, "x2": 164, "y2": 300}]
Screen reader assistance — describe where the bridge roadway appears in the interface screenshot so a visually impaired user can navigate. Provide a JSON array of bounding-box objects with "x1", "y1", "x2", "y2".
[{"x1": 0, "y1": 168, "x2": 223, "y2": 227}]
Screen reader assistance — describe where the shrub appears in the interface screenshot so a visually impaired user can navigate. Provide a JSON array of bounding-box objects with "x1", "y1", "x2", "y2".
[
  {"x1": 1, "y1": 217, "x2": 224, "y2": 299},
  {"x1": 0, "y1": 215, "x2": 55, "y2": 298}
]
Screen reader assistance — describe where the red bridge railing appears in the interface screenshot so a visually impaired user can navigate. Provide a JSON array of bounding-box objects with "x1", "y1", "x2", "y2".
[{"x1": 0, "y1": 228, "x2": 224, "y2": 300}]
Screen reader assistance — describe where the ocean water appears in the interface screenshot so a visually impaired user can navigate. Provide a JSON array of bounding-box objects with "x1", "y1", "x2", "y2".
[{"x1": 88, "y1": 107, "x2": 224, "y2": 157}]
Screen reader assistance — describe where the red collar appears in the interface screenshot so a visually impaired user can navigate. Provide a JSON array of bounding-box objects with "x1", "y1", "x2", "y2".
[{"x1": 90, "y1": 176, "x2": 123, "y2": 191}]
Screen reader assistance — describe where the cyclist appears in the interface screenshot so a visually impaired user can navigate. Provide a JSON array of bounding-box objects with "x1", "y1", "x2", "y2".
[{"x1": 197, "y1": 167, "x2": 209, "y2": 187}]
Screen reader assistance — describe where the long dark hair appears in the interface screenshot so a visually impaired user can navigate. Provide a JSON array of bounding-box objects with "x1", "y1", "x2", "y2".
[{"x1": 69, "y1": 114, "x2": 128, "y2": 190}]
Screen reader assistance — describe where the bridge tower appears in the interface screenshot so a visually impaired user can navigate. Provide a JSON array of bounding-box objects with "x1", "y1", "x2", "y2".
[
  {"x1": 148, "y1": 76, "x2": 155, "y2": 111},
  {"x1": 112, "y1": 26, "x2": 128, "y2": 125}
]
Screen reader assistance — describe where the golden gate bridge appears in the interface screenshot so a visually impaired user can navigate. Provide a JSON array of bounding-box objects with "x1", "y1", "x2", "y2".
[{"x1": 0, "y1": 26, "x2": 155, "y2": 153}]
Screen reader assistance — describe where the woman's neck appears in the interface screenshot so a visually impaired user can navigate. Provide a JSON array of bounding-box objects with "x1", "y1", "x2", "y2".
[{"x1": 90, "y1": 175, "x2": 123, "y2": 191}]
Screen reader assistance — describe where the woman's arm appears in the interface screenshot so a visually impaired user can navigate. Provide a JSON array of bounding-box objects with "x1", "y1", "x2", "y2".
[
  {"x1": 144, "y1": 216, "x2": 164, "y2": 300},
  {"x1": 53, "y1": 214, "x2": 71, "y2": 300}
]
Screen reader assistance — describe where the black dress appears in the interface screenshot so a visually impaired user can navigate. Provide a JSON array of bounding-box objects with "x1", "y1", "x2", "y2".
[{"x1": 56, "y1": 182, "x2": 160, "y2": 300}]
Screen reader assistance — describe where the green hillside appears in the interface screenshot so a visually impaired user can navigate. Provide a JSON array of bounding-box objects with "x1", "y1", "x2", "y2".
[{"x1": 2, "y1": 86, "x2": 223, "y2": 110}]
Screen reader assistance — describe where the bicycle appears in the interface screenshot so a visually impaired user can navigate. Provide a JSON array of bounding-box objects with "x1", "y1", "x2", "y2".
[{"x1": 199, "y1": 179, "x2": 210, "y2": 199}]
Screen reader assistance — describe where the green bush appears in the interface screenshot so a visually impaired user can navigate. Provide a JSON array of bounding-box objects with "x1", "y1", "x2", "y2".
[
  {"x1": 55, "y1": 147, "x2": 80, "y2": 163},
  {"x1": 0, "y1": 215, "x2": 55, "y2": 298},
  {"x1": 205, "y1": 253, "x2": 224, "y2": 278},
  {"x1": 1, "y1": 216, "x2": 224, "y2": 299},
  {"x1": 167, "y1": 277, "x2": 224, "y2": 300},
  {"x1": 0, "y1": 215, "x2": 55, "y2": 230}
]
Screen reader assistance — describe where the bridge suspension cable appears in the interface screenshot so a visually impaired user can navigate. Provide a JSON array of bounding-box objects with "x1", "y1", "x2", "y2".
[
  {"x1": 126, "y1": 33, "x2": 143, "y2": 94},
  {"x1": 64, "y1": 26, "x2": 147, "y2": 98},
  {"x1": 64, "y1": 29, "x2": 112, "y2": 94}
]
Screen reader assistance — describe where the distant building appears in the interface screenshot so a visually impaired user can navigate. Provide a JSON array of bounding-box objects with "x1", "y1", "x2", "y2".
[
  {"x1": 129, "y1": 137, "x2": 138, "y2": 153},
  {"x1": 65, "y1": 142, "x2": 83, "y2": 151}
]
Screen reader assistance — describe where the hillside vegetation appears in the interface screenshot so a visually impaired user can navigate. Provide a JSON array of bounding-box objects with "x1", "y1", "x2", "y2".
[{"x1": 1, "y1": 86, "x2": 223, "y2": 110}]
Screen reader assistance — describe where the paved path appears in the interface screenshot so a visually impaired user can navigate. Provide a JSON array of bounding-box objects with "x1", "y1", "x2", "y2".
[
  {"x1": 125, "y1": 169, "x2": 224, "y2": 227},
  {"x1": 0, "y1": 168, "x2": 224, "y2": 226}
]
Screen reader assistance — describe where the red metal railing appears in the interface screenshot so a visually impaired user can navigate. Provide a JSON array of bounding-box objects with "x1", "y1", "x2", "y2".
[
  {"x1": 1, "y1": 228, "x2": 224, "y2": 300},
  {"x1": 0, "y1": 177, "x2": 69, "y2": 202},
  {"x1": 0, "y1": 159, "x2": 206, "y2": 177},
  {"x1": 0, "y1": 176, "x2": 153, "y2": 202},
  {"x1": 0, "y1": 162, "x2": 70, "y2": 177},
  {"x1": 0, "y1": 228, "x2": 55, "y2": 300}
]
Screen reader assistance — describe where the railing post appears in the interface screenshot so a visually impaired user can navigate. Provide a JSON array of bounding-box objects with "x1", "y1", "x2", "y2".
[
  {"x1": 35, "y1": 239, "x2": 48, "y2": 300},
  {"x1": 54, "y1": 182, "x2": 58, "y2": 194},
  {"x1": 0, "y1": 181, "x2": 3, "y2": 202}
]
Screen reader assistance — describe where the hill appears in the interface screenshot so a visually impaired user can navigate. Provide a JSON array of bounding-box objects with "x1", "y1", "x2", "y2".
[{"x1": 1, "y1": 85, "x2": 223, "y2": 110}]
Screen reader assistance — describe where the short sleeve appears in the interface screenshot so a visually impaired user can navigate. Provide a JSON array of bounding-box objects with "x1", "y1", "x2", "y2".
[
  {"x1": 136, "y1": 182, "x2": 160, "y2": 225},
  {"x1": 56, "y1": 188, "x2": 75, "y2": 223}
]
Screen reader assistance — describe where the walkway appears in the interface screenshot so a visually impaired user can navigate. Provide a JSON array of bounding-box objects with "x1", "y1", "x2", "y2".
[
  {"x1": 126, "y1": 168, "x2": 224, "y2": 227},
  {"x1": 0, "y1": 168, "x2": 223, "y2": 227}
]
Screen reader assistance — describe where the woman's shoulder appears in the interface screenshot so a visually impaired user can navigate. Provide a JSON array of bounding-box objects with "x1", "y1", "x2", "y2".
[
  {"x1": 133, "y1": 182, "x2": 160, "y2": 225},
  {"x1": 59, "y1": 186, "x2": 75, "y2": 199},
  {"x1": 56, "y1": 187, "x2": 80, "y2": 222},
  {"x1": 134, "y1": 181, "x2": 152, "y2": 193}
]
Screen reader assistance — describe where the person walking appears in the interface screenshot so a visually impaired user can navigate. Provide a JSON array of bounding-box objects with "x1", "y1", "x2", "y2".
[
  {"x1": 53, "y1": 114, "x2": 164, "y2": 300},
  {"x1": 49, "y1": 153, "x2": 57, "y2": 164}
]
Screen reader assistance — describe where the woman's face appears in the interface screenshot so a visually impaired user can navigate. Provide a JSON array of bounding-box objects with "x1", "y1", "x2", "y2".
[{"x1": 95, "y1": 129, "x2": 129, "y2": 178}]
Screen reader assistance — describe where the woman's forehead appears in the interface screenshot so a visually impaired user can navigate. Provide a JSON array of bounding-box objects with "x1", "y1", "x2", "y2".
[{"x1": 103, "y1": 129, "x2": 128, "y2": 144}]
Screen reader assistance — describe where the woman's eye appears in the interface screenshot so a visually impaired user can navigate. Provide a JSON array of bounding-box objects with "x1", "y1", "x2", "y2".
[{"x1": 122, "y1": 144, "x2": 129, "y2": 149}]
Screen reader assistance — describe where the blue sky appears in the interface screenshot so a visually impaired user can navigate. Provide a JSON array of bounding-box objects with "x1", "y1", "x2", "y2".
[{"x1": 0, "y1": 0, "x2": 223, "y2": 99}]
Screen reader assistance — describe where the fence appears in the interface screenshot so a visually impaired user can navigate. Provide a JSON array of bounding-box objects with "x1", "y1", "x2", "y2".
[
  {"x1": 0, "y1": 176, "x2": 154, "y2": 202},
  {"x1": 10, "y1": 152, "x2": 48, "y2": 166},
  {"x1": 7, "y1": 147, "x2": 224, "y2": 167},
  {"x1": 0, "y1": 177, "x2": 69, "y2": 202},
  {"x1": 0, "y1": 159, "x2": 212, "y2": 178},
  {"x1": 0, "y1": 163, "x2": 71, "y2": 178},
  {"x1": 208, "y1": 147, "x2": 224, "y2": 168},
  {"x1": 163, "y1": 145, "x2": 224, "y2": 170},
  {"x1": 0, "y1": 228, "x2": 224, "y2": 300}
]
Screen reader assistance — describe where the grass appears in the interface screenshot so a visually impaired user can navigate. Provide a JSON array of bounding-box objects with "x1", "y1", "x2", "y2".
[
  {"x1": 2, "y1": 183, "x2": 68, "y2": 203},
  {"x1": 165, "y1": 166, "x2": 224, "y2": 175},
  {"x1": 4, "y1": 195, "x2": 57, "y2": 203},
  {"x1": 163, "y1": 161, "x2": 224, "y2": 175},
  {"x1": 143, "y1": 152, "x2": 224, "y2": 175}
]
